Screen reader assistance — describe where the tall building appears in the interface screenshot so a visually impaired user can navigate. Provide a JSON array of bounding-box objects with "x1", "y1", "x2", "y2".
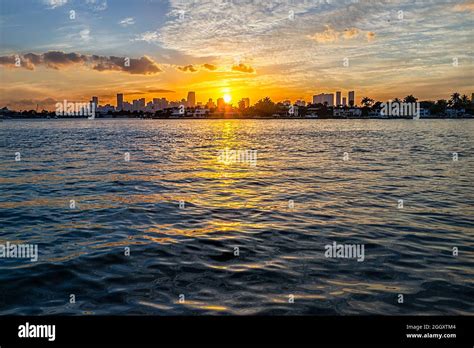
[
  {"x1": 117, "y1": 94, "x2": 123, "y2": 110},
  {"x1": 217, "y1": 97, "x2": 225, "y2": 110},
  {"x1": 206, "y1": 98, "x2": 216, "y2": 109},
  {"x1": 471, "y1": 93, "x2": 474, "y2": 103},
  {"x1": 139, "y1": 98, "x2": 146, "y2": 110},
  {"x1": 187, "y1": 91, "x2": 196, "y2": 107},
  {"x1": 336, "y1": 91, "x2": 341, "y2": 106},
  {"x1": 91, "y1": 96, "x2": 98, "y2": 108},
  {"x1": 348, "y1": 91, "x2": 355, "y2": 106},
  {"x1": 342, "y1": 97, "x2": 347, "y2": 106},
  {"x1": 313, "y1": 93, "x2": 334, "y2": 106}
]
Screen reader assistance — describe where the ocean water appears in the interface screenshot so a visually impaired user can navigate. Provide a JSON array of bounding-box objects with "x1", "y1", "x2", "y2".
[{"x1": 0, "y1": 119, "x2": 473, "y2": 315}]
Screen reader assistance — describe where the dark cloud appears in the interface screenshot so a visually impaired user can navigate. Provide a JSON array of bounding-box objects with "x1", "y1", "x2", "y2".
[
  {"x1": 0, "y1": 51, "x2": 162, "y2": 75},
  {"x1": 202, "y1": 63, "x2": 217, "y2": 71},
  {"x1": 148, "y1": 88, "x2": 175, "y2": 93},
  {"x1": 178, "y1": 64, "x2": 198, "y2": 72},
  {"x1": 231, "y1": 63, "x2": 255, "y2": 73}
]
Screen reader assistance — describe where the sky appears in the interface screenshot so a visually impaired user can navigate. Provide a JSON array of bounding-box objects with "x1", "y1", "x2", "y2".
[{"x1": 0, "y1": 0, "x2": 473, "y2": 110}]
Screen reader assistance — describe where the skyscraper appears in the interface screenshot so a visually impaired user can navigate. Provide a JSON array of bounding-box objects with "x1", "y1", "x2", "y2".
[
  {"x1": 117, "y1": 94, "x2": 123, "y2": 110},
  {"x1": 348, "y1": 91, "x2": 355, "y2": 106},
  {"x1": 313, "y1": 93, "x2": 334, "y2": 106},
  {"x1": 217, "y1": 98, "x2": 225, "y2": 110},
  {"x1": 342, "y1": 97, "x2": 347, "y2": 106},
  {"x1": 336, "y1": 91, "x2": 341, "y2": 106},
  {"x1": 91, "y1": 96, "x2": 98, "y2": 107},
  {"x1": 187, "y1": 91, "x2": 196, "y2": 107}
]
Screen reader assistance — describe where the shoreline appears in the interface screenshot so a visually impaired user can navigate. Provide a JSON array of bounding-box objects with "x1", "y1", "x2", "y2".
[{"x1": 2, "y1": 115, "x2": 474, "y2": 120}]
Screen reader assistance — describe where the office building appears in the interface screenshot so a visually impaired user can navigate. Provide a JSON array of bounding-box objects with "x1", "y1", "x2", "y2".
[
  {"x1": 348, "y1": 91, "x2": 355, "y2": 106},
  {"x1": 336, "y1": 91, "x2": 341, "y2": 106},
  {"x1": 313, "y1": 93, "x2": 334, "y2": 106},
  {"x1": 187, "y1": 91, "x2": 196, "y2": 107},
  {"x1": 117, "y1": 94, "x2": 123, "y2": 110}
]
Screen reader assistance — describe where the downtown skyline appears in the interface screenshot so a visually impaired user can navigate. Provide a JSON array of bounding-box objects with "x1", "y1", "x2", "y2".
[{"x1": 0, "y1": 0, "x2": 473, "y2": 110}]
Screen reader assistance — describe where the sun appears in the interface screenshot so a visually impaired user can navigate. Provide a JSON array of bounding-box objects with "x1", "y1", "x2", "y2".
[{"x1": 223, "y1": 94, "x2": 232, "y2": 103}]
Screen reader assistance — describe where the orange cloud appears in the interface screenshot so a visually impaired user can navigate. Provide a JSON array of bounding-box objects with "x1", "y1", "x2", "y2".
[
  {"x1": 308, "y1": 26, "x2": 375, "y2": 43},
  {"x1": 178, "y1": 64, "x2": 198, "y2": 72},
  {"x1": 366, "y1": 31, "x2": 376, "y2": 42},
  {"x1": 203, "y1": 63, "x2": 217, "y2": 70},
  {"x1": 343, "y1": 28, "x2": 360, "y2": 39},
  {"x1": 231, "y1": 63, "x2": 255, "y2": 73},
  {"x1": 308, "y1": 25, "x2": 339, "y2": 43},
  {"x1": 453, "y1": 0, "x2": 474, "y2": 11}
]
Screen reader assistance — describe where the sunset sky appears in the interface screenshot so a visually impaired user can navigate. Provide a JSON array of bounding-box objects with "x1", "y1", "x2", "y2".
[{"x1": 0, "y1": 0, "x2": 473, "y2": 110}]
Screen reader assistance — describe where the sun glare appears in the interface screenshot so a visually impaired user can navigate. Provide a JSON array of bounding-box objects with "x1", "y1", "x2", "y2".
[{"x1": 223, "y1": 94, "x2": 232, "y2": 103}]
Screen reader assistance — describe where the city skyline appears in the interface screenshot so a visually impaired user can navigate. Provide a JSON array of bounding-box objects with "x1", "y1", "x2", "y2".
[{"x1": 0, "y1": 0, "x2": 473, "y2": 110}]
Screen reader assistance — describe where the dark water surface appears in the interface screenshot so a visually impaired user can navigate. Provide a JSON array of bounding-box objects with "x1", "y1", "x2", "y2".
[{"x1": 0, "y1": 119, "x2": 473, "y2": 315}]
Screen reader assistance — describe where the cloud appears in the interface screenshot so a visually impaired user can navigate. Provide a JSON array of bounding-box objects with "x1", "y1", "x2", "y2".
[
  {"x1": 178, "y1": 64, "x2": 198, "y2": 72},
  {"x1": 231, "y1": 63, "x2": 254, "y2": 73},
  {"x1": 43, "y1": 51, "x2": 87, "y2": 69},
  {"x1": 0, "y1": 52, "x2": 162, "y2": 75},
  {"x1": 343, "y1": 28, "x2": 360, "y2": 39},
  {"x1": 91, "y1": 55, "x2": 162, "y2": 74},
  {"x1": 366, "y1": 31, "x2": 376, "y2": 42},
  {"x1": 119, "y1": 17, "x2": 135, "y2": 27},
  {"x1": 86, "y1": 0, "x2": 107, "y2": 11},
  {"x1": 44, "y1": 0, "x2": 67, "y2": 9},
  {"x1": 453, "y1": 0, "x2": 474, "y2": 11},
  {"x1": 79, "y1": 29, "x2": 91, "y2": 42},
  {"x1": 148, "y1": 89, "x2": 175, "y2": 93},
  {"x1": 134, "y1": 31, "x2": 161, "y2": 43},
  {"x1": 308, "y1": 26, "x2": 374, "y2": 43},
  {"x1": 202, "y1": 63, "x2": 217, "y2": 70},
  {"x1": 309, "y1": 26, "x2": 340, "y2": 43}
]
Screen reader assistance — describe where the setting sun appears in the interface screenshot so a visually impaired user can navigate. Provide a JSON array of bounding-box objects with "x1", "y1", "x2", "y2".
[{"x1": 223, "y1": 94, "x2": 232, "y2": 103}]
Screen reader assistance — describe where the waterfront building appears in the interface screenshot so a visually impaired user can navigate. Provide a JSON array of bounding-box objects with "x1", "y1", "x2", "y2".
[
  {"x1": 313, "y1": 93, "x2": 334, "y2": 106},
  {"x1": 348, "y1": 91, "x2": 355, "y2": 106},
  {"x1": 117, "y1": 94, "x2": 123, "y2": 110},
  {"x1": 217, "y1": 97, "x2": 225, "y2": 110},
  {"x1": 187, "y1": 91, "x2": 196, "y2": 107}
]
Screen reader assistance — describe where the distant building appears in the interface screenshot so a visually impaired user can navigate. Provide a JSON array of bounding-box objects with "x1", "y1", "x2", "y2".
[
  {"x1": 313, "y1": 93, "x2": 334, "y2": 106},
  {"x1": 348, "y1": 91, "x2": 355, "y2": 106},
  {"x1": 117, "y1": 94, "x2": 123, "y2": 110},
  {"x1": 187, "y1": 91, "x2": 196, "y2": 107},
  {"x1": 91, "y1": 96, "x2": 98, "y2": 108},
  {"x1": 342, "y1": 97, "x2": 347, "y2": 106},
  {"x1": 336, "y1": 91, "x2": 341, "y2": 106},
  {"x1": 472, "y1": 93, "x2": 474, "y2": 103},
  {"x1": 206, "y1": 98, "x2": 216, "y2": 109},
  {"x1": 217, "y1": 97, "x2": 225, "y2": 110}
]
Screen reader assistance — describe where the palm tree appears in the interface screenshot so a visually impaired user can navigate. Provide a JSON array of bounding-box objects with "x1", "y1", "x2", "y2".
[
  {"x1": 461, "y1": 94, "x2": 469, "y2": 107},
  {"x1": 403, "y1": 95, "x2": 418, "y2": 103},
  {"x1": 450, "y1": 92, "x2": 461, "y2": 108},
  {"x1": 361, "y1": 97, "x2": 374, "y2": 108}
]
